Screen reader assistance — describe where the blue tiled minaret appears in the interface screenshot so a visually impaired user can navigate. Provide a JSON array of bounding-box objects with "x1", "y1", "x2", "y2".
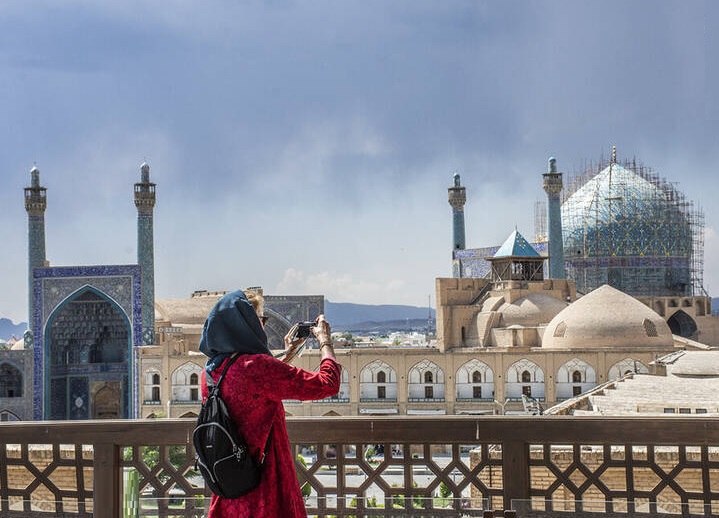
[
  {"x1": 25, "y1": 167, "x2": 47, "y2": 327},
  {"x1": 448, "y1": 173, "x2": 467, "y2": 251},
  {"x1": 134, "y1": 163, "x2": 156, "y2": 345},
  {"x1": 543, "y1": 157, "x2": 565, "y2": 279}
]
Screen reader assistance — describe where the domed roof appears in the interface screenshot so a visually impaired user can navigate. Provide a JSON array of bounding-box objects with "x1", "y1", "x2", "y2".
[
  {"x1": 562, "y1": 163, "x2": 692, "y2": 258},
  {"x1": 543, "y1": 284, "x2": 673, "y2": 349},
  {"x1": 499, "y1": 293, "x2": 568, "y2": 327},
  {"x1": 155, "y1": 295, "x2": 222, "y2": 325},
  {"x1": 670, "y1": 351, "x2": 719, "y2": 377}
]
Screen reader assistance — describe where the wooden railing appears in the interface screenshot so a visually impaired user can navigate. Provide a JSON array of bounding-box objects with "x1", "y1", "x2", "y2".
[{"x1": 0, "y1": 416, "x2": 718, "y2": 517}]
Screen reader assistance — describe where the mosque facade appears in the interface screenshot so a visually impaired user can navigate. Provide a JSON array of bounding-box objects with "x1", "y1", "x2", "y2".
[
  {"x1": 0, "y1": 164, "x2": 324, "y2": 421},
  {"x1": 451, "y1": 151, "x2": 719, "y2": 346},
  {"x1": 1, "y1": 150, "x2": 717, "y2": 422}
]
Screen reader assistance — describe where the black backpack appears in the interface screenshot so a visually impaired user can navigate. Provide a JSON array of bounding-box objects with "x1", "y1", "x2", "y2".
[{"x1": 193, "y1": 354, "x2": 269, "y2": 498}]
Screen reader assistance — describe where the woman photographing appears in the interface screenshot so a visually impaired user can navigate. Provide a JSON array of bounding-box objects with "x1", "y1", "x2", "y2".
[{"x1": 199, "y1": 288, "x2": 340, "y2": 517}]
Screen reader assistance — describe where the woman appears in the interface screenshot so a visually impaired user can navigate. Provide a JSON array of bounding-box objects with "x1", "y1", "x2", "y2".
[{"x1": 199, "y1": 289, "x2": 340, "y2": 517}]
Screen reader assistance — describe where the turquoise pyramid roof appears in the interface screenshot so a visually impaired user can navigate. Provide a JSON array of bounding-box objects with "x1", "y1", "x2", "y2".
[{"x1": 493, "y1": 230, "x2": 541, "y2": 258}]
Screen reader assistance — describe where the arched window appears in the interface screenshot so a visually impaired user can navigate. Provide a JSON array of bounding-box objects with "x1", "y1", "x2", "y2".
[
  {"x1": 172, "y1": 362, "x2": 203, "y2": 402},
  {"x1": 0, "y1": 363, "x2": 23, "y2": 398},
  {"x1": 424, "y1": 371, "x2": 433, "y2": 384},
  {"x1": 521, "y1": 370, "x2": 531, "y2": 383},
  {"x1": 152, "y1": 373, "x2": 160, "y2": 385},
  {"x1": 360, "y1": 360, "x2": 397, "y2": 401},
  {"x1": 472, "y1": 371, "x2": 481, "y2": 383},
  {"x1": 572, "y1": 370, "x2": 582, "y2": 383}
]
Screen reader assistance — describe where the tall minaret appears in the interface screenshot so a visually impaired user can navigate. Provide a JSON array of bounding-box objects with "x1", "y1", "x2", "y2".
[
  {"x1": 134, "y1": 162, "x2": 156, "y2": 345},
  {"x1": 25, "y1": 167, "x2": 47, "y2": 327},
  {"x1": 542, "y1": 157, "x2": 565, "y2": 279},
  {"x1": 448, "y1": 173, "x2": 467, "y2": 251}
]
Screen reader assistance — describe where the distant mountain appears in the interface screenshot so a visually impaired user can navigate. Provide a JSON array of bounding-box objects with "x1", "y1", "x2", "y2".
[
  {"x1": 332, "y1": 318, "x2": 432, "y2": 334},
  {"x1": 324, "y1": 301, "x2": 434, "y2": 330},
  {"x1": 0, "y1": 318, "x2": 27, "y2": 341}
]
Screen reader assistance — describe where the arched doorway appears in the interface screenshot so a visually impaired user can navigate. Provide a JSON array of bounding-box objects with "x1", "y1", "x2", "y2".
[
  {"x1": 45, "y1": 288, "x2": 132, "y2": 420},
  {"x1": 667, "y1": 310, "x2": 698, "y2": 338}
]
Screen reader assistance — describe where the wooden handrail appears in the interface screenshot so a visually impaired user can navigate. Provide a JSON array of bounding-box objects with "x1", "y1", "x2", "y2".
[{"x1": 0, "y1": 416, "x2": 717, "y2": 517}]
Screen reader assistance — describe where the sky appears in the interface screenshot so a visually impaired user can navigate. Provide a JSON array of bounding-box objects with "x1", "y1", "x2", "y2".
[{"x1": 1, "y1": 1, "x2": 717, "y2": 324}]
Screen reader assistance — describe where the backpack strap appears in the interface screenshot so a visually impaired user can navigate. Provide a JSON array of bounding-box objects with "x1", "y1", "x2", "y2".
[{"x1": 206, "y1": 352, "x2": 273, "y2": 464}]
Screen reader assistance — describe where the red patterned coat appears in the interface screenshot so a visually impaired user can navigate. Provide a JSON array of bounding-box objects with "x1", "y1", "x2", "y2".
[{"x1": 201, "y1": 354, "x2": 341, "y2": 517}]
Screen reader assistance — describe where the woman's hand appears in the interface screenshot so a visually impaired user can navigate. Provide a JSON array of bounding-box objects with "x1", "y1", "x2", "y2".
[
  {"x1": 312, "y1": 315, "x2": 335, "y2": 359},
  {"x1": 311, "y1": 314, "x2": 331, "y2": 343},
  {"x1": 281, "y1": 324, "x2": 307, "y2": 363}
]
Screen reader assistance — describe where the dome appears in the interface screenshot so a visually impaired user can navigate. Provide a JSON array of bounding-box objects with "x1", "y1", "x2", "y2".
[
  {"x1": 155, "y1": 295, "x2": 222, "y2": 325},
  {"x1": 499, "y1": 293, "x2": 568, "y2": 327},
  {"x1": 670, "y1": 351, "x2": 719, "y2": 377},
  {"x1": 543, "y1": 284, "x2": 673, "y2": 349},
  {"x1": 561, "y1": 162, "x2": 694, "y2": 296}
]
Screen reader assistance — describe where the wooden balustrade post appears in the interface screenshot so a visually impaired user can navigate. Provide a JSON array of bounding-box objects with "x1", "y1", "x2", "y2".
[
  {"x1": 93, "y1": 443, "x2": 120, "y2": 518},
  {"x1": 501, "y1": 440, "x2": 529, "y2": 513}
]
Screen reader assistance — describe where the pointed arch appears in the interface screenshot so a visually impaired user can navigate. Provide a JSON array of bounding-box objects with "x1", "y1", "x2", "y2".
[
  {"x1": 0, "y1": 362, "x2": 23, "y2": 397},
  {"x1": 144, "y1": 368, "x2": 162, "y2": 403},
  {"x1": 408, "y1": 359, "x2": 445, "y2": 400},
  {"x1": 456, "y1": 359, "x2": 494, "y2": 401},
  {"x1": 667, "y1": 310, "x2": 698, "y2": 338},
  {"x1": 0, "y1": 410, "x2": 21, "y2": 422},
  {"x1": 171, "y1": 362, "x2": 203, "y2": 402},
  {"x1": 505, "y1": 359, "x2": 545, "y2": 401},
  {"x1": 556, "y1": 358, "x2": 597, "y2": 400},
  {"x1": 360, "y1": 360, "x2": 397, "y2": 401},
  {"x1": 609, "y1": 358, "x2": 648, "y2": 380},
  {"x1": 44, "y1": 285, "x2": 132, "y2": 420}
]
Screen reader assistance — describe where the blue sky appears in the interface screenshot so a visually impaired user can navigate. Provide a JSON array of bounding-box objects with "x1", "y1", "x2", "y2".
[{"x1": 1, "y1": 1, "x2": 717, "y2": 324}]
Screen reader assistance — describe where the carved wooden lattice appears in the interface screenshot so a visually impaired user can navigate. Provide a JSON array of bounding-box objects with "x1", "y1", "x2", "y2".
[
  {"x1": 120, "y1": 444, "x2": 207, "y2": 517},
  {"x1": 528, "y1": 443, "x2": 719, "y2": 516},
  {"x1": 294, "y1": 441, "x2": 503, "y2": 517},
  {"x1": 0, "y1": 443, "x2": 93, "y2": 516}
]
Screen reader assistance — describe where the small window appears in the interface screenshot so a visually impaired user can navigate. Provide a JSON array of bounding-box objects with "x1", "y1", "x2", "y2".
[
  {"x1": 553, "y1": 321, "x2": 567, "y2": 338},
  {"x1": 425, "y1": 386, "x2": 434, "y2": 399},
  {"x1": 473, "y1": 386, "x2": 482, "y2": 399},
  {"x1": 643, "y1": 318, "x2": 658, "y2": 337},
  {"x1": 377, "y1": 371, "x2": 386, "y2": 384},
  {"x1": 0, "y1": 413, "x2": 7, "y2": 422},
  {"x1": 572, "y1": 370, "x2": 582, "y2": 383},
  {"x1": 679, "y1": 408, "x2": 691, "y2": 414},
  {"x1": 190, "y1": 373, "x2": 199, "y2": 385},
  {"x1": 152, "y1": 373, "x2": 160, "y2": 385},
  {"x1": 521, "y1": 370, "x2": 531, "y2": 383},
  {"x1": 424, "y1": 371, "x2": 433, "y2": 384},
  {"x1": 663, "y1": 408, "x2": 675, "y2": 414},
  {"x1": 695, "y1": 408, "x2": 708, "y2": 414},
  {"x1": 472, "y1": 371, "x2": 481, "y2": 383},
  {"x1": 377, "y1": 386, "x2": 386, "y2": 399},
  {"x1": 522, "y1": 386, "x2": 532, "y2": 397},
  {"x1": 572, "y1": 386, "x2": 582, "y2": 396},
  {"x1": 151, "y1": 386, "x2": 160, "y2": 401},
  {"x1": 190, "y1": 388, "x2": 199, "y2": 401}
]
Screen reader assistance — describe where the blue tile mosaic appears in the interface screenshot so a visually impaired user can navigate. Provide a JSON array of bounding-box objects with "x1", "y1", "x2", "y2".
[{"x1": 32, "y1": 265, "x2": 142, "y2": 420}]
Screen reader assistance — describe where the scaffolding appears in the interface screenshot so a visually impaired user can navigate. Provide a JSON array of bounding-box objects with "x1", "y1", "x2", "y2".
[{"x1": 560, "y1": 153, "x2": 705, "y2": 297}]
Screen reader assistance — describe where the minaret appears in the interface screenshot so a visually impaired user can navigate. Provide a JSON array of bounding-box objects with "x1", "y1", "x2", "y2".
[
  {"x1": 25, "y1": 167, "x2": 47, "y2": 327},
  {"x1": 542, "y1": 157, "x2": 565, "y2": 279},
  {"x1": 448, "y1": 173, "x2": 467, "y2": 251},
  {"x1": 134, "y1": 162, "x2": 156, "y2": 345}
]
